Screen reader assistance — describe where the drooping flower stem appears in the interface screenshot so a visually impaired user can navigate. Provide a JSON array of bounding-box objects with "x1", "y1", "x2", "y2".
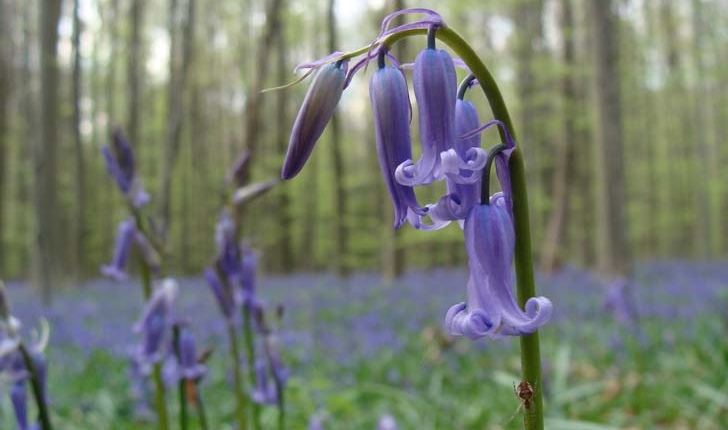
[
  {"x1": 227, "y1": 322, "x2": 249, "y2": 430},
  {"x1": 134, "y1": 209, "x2": 170, "y2": 430},
  {"x1": 17, "y1": 343, "x2": 53, "y2": 430},
  {"x1": 172, "y1": 326, "x2": 189, "y2": 430},
  {"x1": 436, "y1": 26, "x2": 545, "y2": 430},
  {"x1": 242, "y1": 306, "x2": 262, "y2": 430},
  {"x1": 195, "y1": 388, "x2": 210, "y2": 430},
  {"x1": 378, "y1": 25, "x2": 544, "y2": 430}
]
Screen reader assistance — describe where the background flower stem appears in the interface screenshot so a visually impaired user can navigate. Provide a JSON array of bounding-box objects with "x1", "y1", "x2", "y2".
[
  {"x1": 172, "y1": 325, "x2": 189, "y2": 430},
  {"x1": 18, "y1": 342, "x2": 53, "y2": 430},
  {"x1": 227, "y1": 322, "x2": 249, "y2": 429},
  {"x1": 242, "y1": 306, "x2": 261, "y2": 430}
]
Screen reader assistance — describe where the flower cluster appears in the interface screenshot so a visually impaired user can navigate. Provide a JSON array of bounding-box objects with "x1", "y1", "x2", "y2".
[{"x1": 280, "y1": 8, "x2": 552, "y2": 339}]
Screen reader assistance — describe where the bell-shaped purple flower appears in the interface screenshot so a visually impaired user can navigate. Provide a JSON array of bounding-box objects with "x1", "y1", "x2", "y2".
[
  {"x1": 102, "y1": 128, "x2": 150, "y2": 207},
  {"x1": 427, "y1": 99, "x2": 484, "y2": 225},
  {"x1": 214, "y1": 211, "x2": 242, "y2": 283},
  {"x1": 204, "y1": 268, "x2": 236, "y2": 320},
  {"x1": 101, "y1": 218, "x2": 137, "y2": 281},
  {"x1": 282, "y1": 62, "x2": 348, "y2": 180},
  {"x1": 133, "y1": 279, "x2": 178, "y2": 368},
  {"x1": 177, "y1": 326, "x2": 206, "y2": 381},
  {"x1": 239, "y1": 245, "x2": 259, "y2": 310},
  {"x1": 395, "y1": 48, "x2": 457, "y2": 186},
  {"x1": 445, "y1": 202, "x2": 552, "y2": 339},
  {"x1": 250, "y1": 360, "x2": 279, "y2": 405},
  {"x1": 11, "y1": 380, "x2": 31, "y2": 430},
  {"x1": 369, "y1": 64, "x2": 425, "y2": 228}
]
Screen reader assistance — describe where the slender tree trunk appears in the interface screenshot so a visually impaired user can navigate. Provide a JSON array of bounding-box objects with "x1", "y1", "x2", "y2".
[
  {"x1": 540, "y1": 0, "x2": 576, "y2": 273},
  {"x1": 274, "y1": 0, "x2": 294, "y2": 273},
  {"x1": 72, "y1": 0, "x2": 87, "y2": 279},
  {"x1": 690, "y1": 0, "x2": 720, "y2": 256},
  {"x1": 0, "y1": 0, "x2": 10, "y2": 274},
  {"x1": 127, "y1": 0, "x2": 143, "y2": 147},
  {"x1": 239, "y1": 0, "x2": 283, "y2": 175},
  {"x1": 589, "y1": 0, "x2": 631, "y2": 276},
  {"x1": 160, "y1": 0, "x2": 196, "y2": 232},
  {"x1": 326, "y1": 0, "x2": 349, "y2": 277},
  {"x1": 381, "y1": 0, "x2": 408, "y2": 282},
  {"x1": 36, "y1": 0, "x2": 63, "y2": 303}
]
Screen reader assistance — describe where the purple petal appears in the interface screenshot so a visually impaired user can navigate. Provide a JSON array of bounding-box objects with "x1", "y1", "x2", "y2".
[{"x1": 282, "y1": 63, "x2": 347, "y2": 179}]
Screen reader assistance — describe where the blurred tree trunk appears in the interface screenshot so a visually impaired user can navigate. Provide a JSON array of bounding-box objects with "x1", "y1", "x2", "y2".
[
  {"x1": 690, "y1": 0, "x2": 720, "y2": 256},
  {"x1": 36, "y1": 0, "x2": 63, "y2": 303},
  {"x1": 380, "y1": 0, "x2": 407, "y2": 282},
  {"x1": 588, "y1": 0, "x2": 630, "y2": 276},
  {"x1": 127, "y1": 0, "x2": 143, "y2": 147},
  {"x1": 540, "y1": 0, "x2": 575, "y2": 273},
  {"x1": 72, "y1": 0, "x2": 86, "y2": 279},
  {"x1": 105, "y1": 0, "x2": 119, "y2": 131},
  {"x1": 513, "y1": 0, "x2": 545, "y2": 236},
  {"x1": 327, "y1": 0, "x2": 349, "y2": 277},
  {"x1": 239, "y1": 0, "x2": 282, "y2": 178},
  {"x1": 160, "y1": 0, "x2": 196, "y2": 233},
  {"x1": 274, "y1": 0, "x2": 293, "y2": 273},
  {"x1": 0, "y1": 0, "x2": 10, "y2": 274}
]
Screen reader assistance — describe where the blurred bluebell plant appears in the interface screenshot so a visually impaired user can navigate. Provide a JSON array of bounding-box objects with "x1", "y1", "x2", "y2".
[
  {"x1": 202, "y1": 150, "x2": 282, "y2": 430},
  {"x1": 0, "y1": 280, "x2": 53, "y2": 430}
]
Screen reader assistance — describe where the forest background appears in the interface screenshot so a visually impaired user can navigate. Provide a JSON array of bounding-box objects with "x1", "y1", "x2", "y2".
[{"x1": 1, "y1": 0, "x2": 726, "y2": 301}]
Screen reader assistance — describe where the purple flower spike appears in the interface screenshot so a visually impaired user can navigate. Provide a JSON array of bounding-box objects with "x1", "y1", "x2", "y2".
[
  {"x1": 445, "y1": 204, "x2": 552, "y2": 339},
  {"x1": 101, "y1": 218, "x2": 137, "y2": 281},
  {"x1": 282, "y1": 62, "x2": 348, "y2": 180},
  {"x1": 204, "y1": 268, "x2": 236, "y2": 320},
  {"x1": 396, "y1": 48, "x2": 457, "y2": 186},
  {"x1": 370, "y1": 65, "x2": 425, "y2": 228},
  {"x1": 177, "y1": 326, "x2": 206, "y2": 381},
  {"x1": 134, "y1": 279, "x2": 178, "y2": 367},
  {"x1": 215, "y1": 211, "x2": 242, "y2": 283}
]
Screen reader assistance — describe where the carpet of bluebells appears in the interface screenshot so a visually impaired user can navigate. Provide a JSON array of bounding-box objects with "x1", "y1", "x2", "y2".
[{"x1": 2, "y1": 260, "x2": 727, "y2": 429}]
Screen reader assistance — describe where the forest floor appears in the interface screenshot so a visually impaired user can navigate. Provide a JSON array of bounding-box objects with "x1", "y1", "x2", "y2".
[{"x1": 3, "y1": 260, "x2": 728, "y2": 429}]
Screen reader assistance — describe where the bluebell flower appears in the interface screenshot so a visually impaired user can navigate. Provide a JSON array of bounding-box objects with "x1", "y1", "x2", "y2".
[
  {"x1": 204, "y1": 268, "x2": 236, "y2": 321},
  {"x1": 427, "y1": 99, "x2": 484, "y2": 226},
  {"x1": 369, "y1": 60, "x2": 426, "y2": 228},
  {"x1": 214, "y1": 210, "x2": 242, "y2": 284},
  {"x1": 445, "y1": 202, "x2": 552, "y2": 339},
  {"x1": 239, "y1": 244, "x2": 260, "y2": 311},
  {"x1": 10, "y1": 380, "x2": 41, "y2": 430},
  {"x1": 377, "y1": 414, "x2": 398, "y2": 430},
  {"x1": 395, "y1": 47, "x2": 457, "y2": 186},
  {"x1": 250, "y1": 360, "x2": 280, "y2": 405},
  {"x1": 102, "y1": 128, "x2": 150, "y2": 207},
  {"x1": 176, "y1": 325, "x2": 206, "y2": 381},
  {"x1": 282, "y1": 62, "x2": 348, "y2": 179},
  {"x1": 226, "y1": 151, "x2": 251, "y2": 188},
  {"x1": 101, "y1": 218, "x2": 137, "y2": 281},
  {"x1": 133, "y1": 279, "x2": 178, "y2": 370}
]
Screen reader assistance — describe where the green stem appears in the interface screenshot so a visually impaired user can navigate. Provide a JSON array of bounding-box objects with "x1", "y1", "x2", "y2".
[
  {"x1": 195, "y1": 388, "x2": 210, "y2": 430},
  {"x1": 242, "y1": 306, "x2": 261, "y2": 430},
  {"x1": 138, "y1": 246, "x2": 170, "y2": 430},
  {"x1": 133, "y1": 210, "x2": 169, "y2": 430},
  {"x1": 151, "y1": 364, "x2": 170, "y2": 430},
  {"x1": 436, "y1": 26, "x2": 545, "y2": 430},
  {"x1": 227, "y1": 322, "x2": 249, "y2": 430},
  {"x1": 17, "y1": 343, "x2": 53, "y2": 430},
  {"x1": 172, "y1": 326, "x2": 189, "y2": 430}
]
